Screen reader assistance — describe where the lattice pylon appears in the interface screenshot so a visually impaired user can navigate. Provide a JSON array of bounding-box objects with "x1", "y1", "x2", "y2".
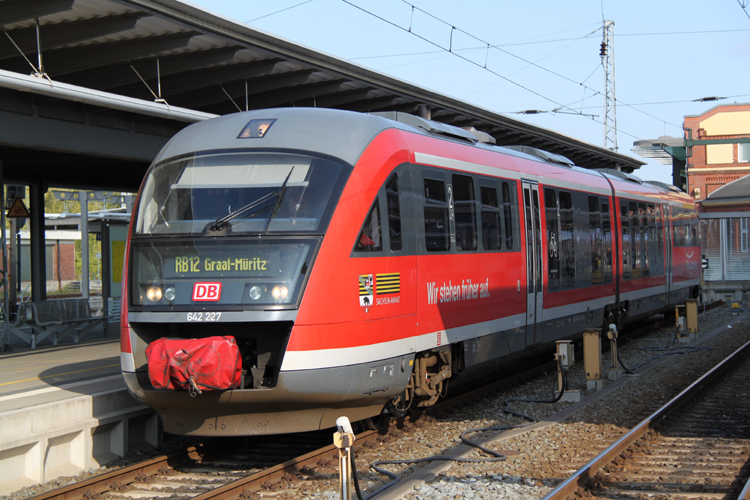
[{"x1": 601, "y1": 20, "x2": 617, "y2": 152}]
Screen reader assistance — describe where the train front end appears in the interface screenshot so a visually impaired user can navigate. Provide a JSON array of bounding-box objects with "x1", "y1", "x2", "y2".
[{"x1": 120, "y1": 110, "x2": 386, "y2": 435}]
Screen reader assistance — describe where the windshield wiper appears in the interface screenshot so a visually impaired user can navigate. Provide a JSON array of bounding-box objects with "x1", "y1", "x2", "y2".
[
  {"x1": 205, "y1": 192, "x2": 276, "y2": 233},
  {"x1": 206, "y1": 167, "x2": 295, "y2": 234},
  {"x1": 263, "y1": 167, "x2": 294, "y2": 233}
]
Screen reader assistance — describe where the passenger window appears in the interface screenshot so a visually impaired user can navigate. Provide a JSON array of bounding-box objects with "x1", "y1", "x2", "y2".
[
  {"x1": 424, "y1": 177, "x2": 449, "y2": 252},
  {"x1": 545, "y1": 188, "x2": 560, "y2": 290},
  {"x1": 601, "y1": 200, "x2": 612, "y2": 284},
  {"x1": 559, "y1": 190, "x2": 575, "y2": 289},
  {"x1": 639, "y1": 203, "x2": 649, "y2": 277},
  {"x1": 655, "y1": 205, "x2": 663, "y2": 276},
  {"x1": 647, "y1": 204, "x2": 656, "y2": 276},
  {"x1": 481, "y1": 185, "x2": 502, "y2": 250},
  {"x1": 453, "y1": 174, "x2": 477, "y2": 251},
  {"x1": 674, "y1": 210, "x2": 685, "y2": 247},
  {"x1": 386, "y1": 174, "x2": 402, "y2": 251},
  {"x1": 355, "y1": 200, "x2": 381, "y2": 252},
  {"x1": 691, "y1": 214, "x2": 699, "y2": 245},
  {"x1": 589, "y1": 196, "x2": 602, "y2": 285},
  {"x1": 621, "y1": 202, "x2": 631, "y2": 279},
  {"x1": 686, "y1": 213, "x2": 696, "y2": 246},
  {"x1": 630, "y1": 202, "x2": 639, "y2": 276},
  {"x1": 502, "y1": 182, "x2": 514, "y2": 249}
]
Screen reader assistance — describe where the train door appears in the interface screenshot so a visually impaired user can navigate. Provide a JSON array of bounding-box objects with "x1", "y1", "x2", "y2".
[
  {"x1": 522, "y1": 181, "x2": 543, "y2": 344},
  {"x1": 663, "y1": 203, "x2": 673, "y2": 304}
]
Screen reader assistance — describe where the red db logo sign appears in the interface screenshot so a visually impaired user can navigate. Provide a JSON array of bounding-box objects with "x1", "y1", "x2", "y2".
[{"x1": 192, "y1": 282, "x2": 222, "y2": 301}]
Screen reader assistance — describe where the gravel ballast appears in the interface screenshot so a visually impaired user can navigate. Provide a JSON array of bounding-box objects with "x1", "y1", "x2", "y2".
[{"x1": 3, "y1": 304, "x2": 747, "y2": 500}]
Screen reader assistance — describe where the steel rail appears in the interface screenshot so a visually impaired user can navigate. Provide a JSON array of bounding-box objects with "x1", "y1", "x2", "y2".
[
  {"x1": 20, "y1": 356, "x2": 556, "y2": 500},
  {"x1": 25, "y1": 446, "x2": 201, "y2": 500},
  {"x1": 541, "y1": 337, "x2": 750, "y2": 500},
  {"x1": 739, "y1": 474, "x2": 750, "y2": 500},
  {"x1": 187, "y1": 358, "x2": 560, "y2": 500}
]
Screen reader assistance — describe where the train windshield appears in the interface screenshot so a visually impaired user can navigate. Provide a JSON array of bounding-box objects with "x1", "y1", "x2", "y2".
[{"x1": 135, "y1": 152, "x2": 344, "y2": 235}]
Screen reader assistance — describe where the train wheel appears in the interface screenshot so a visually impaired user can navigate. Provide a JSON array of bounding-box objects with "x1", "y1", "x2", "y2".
[
  {"x1": 364, "y1": 411, "x2": 390, "y2": 430},
  {"x1": 386, "y1": 371, "x2": 415, "y2": 418}
]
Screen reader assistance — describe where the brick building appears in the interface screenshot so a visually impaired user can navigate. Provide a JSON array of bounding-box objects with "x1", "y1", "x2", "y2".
[{"x1": 684, "y1": 103, "x2": 750, "y2": 201}]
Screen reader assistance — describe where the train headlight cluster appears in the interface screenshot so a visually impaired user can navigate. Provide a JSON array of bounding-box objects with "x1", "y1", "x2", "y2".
[
  {"x1": 272, "y1": 285, "x2": 289, "y2": 301},
  {"x1": 144, "y1": 285, "x2": 176, "y2": 304},
  {"x1": 146, "y1": 286, "x2": 163, "y2": 302},
  {"x1": 246, "y1": 283, "x2": 290, "y2": 303},
  {"x1": 249, "y1": 286, "x2": 263, "y2": 301}
]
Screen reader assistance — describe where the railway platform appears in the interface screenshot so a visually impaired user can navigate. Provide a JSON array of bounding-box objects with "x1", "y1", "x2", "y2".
[{"x1": 0, "y1": 338, "x2": 157, "y2": 495}]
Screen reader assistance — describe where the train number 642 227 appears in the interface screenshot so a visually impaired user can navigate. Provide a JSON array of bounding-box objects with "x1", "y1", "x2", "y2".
[{"x1": 186, "y1": 312, "x2": 222, "y2": 322}]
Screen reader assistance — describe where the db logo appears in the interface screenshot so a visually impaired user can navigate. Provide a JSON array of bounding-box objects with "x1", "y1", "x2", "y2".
[{"x1": 192, "y1": 282, "x2": 222, "y2": 301}]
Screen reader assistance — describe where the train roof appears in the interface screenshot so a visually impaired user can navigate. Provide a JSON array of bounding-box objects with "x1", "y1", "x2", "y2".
[
  {"x1": 154, "y1": 108, "x2": 691, "y2": 203},
  {"x1": 155, "y1": 108, "x2": 591, "y2": 168},
  {"x1": 155, "y1": 108, "x2": 411, "y2": 167}
]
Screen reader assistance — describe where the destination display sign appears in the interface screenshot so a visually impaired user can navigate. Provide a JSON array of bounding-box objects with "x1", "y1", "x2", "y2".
[{"x1": 166, "y1": 251, "x2": 280, "y2": 278}]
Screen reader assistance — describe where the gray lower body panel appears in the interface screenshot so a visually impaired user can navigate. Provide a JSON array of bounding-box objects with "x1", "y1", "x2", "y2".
[{"x1": 123, "y1": 353, "x2": 413, "y2": 436}]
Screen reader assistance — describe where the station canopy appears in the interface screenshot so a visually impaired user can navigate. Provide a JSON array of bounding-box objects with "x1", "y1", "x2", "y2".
[{"x1": 0, "y1": 0, "x2": 643, "y2": 192}]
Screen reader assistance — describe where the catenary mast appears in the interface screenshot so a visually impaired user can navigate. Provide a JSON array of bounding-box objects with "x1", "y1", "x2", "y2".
[{"x1": 601, "y1": 20, "x2": 618, "y2": 152}]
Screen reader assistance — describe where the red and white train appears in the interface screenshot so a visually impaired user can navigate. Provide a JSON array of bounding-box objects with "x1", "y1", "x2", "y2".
[{"x1": 120, "y1": 108, "x2": 701, "y2": 436}]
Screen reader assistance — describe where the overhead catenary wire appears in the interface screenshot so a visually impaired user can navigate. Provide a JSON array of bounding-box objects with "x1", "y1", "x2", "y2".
[
  {"x1": 340, "y1": 1, "x2": 690, "y2": 146},
  {"x1": 736, "y1": 0, "x2": 750, "y2": 21},
  {"x1": 341, "y1": 2, "x2": 744, "y2": 137},
  {"x1": 349, "y1": 28, "x2": 750, "y2": 59},
  {"x1": 398, "y1": 0, "x2": 607, "y2": 105},
  {"x1": 340, "y1": 0, "x2": 590, "y2": 118},
  {"x1": 245, "y1": 0, "x2": 315, "y2": 23}
]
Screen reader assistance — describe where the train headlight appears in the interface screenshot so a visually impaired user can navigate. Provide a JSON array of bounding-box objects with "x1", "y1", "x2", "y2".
[
  {"x1": 164, "y1": 287, "x2": 176, "y2": 302},
  {"x1": 272, "y1": 285, "x2": 288, "y2": 301},
  {"x1": 146, "y1": 286, "x2": 163, "y2": 302},
  {"x1": 249, "y1": 286, "x2": 263, "y2": 301}
]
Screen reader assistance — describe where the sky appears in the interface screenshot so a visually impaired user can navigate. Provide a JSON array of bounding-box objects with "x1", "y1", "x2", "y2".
[{"x1": 186, "y1": 0, "x2": 750, "y2": 185}]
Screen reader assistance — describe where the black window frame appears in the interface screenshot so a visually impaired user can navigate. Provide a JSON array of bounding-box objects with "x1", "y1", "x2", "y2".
[
  {"x1": 423, "y1": 174, "x2": 450, "y2": 253},
  {"x1": 479, "y1": 180, "x2": 502, "y2": 251},
  {"x1": 452, "y1": 173, "x2": 478, "y2": 252},
  {"x1": 558, "y1": 190, "x2": 575, "y2": 290},
  {"x1": 386, "y1": 173, "x2": 402, "y2": 252},
  {"x1": 544, "y1": 187, "x2": 560, "y2": 291}
]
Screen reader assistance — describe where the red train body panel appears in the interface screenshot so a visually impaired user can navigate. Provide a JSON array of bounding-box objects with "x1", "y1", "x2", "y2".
[{"x1": 120, "y1": 108, "x2": 700, "y2": 435}]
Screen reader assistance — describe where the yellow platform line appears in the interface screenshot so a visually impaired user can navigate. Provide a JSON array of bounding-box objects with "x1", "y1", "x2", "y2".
[{"x1": 0, "y1": 363, "x2": 121, "y2": 387}]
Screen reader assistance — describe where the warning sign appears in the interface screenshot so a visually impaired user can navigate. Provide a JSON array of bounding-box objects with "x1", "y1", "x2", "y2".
[{"x1": 7, "y1": 197, "x2": 29, "y2": 218}]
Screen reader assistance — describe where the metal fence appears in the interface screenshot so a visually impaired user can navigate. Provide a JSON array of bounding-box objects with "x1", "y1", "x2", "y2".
[{"x1": 701, "y1": 217, "x2": 750, "y2": 282}]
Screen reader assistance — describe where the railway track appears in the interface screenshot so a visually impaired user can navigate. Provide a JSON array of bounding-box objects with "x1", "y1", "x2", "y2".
[
  {"x1": 24, "y1": 301, "x2": 728, "y2": 500},
  {"x1": 22, "y1": 350, "x2": 560, "y2": 500},
  {"x1": 544, "y1": 338, "x2": 750, "y2": 500}
]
